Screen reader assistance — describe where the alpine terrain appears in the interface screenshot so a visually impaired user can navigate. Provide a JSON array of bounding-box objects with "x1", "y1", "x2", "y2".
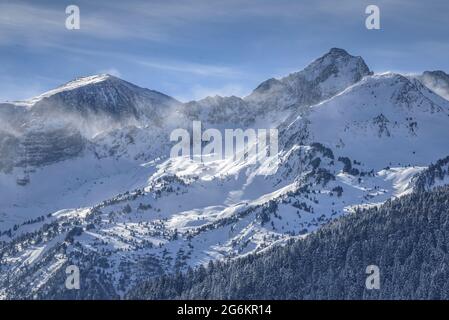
[{"x1": 1, "y1": 48, "x2": 449, "y2": 299}]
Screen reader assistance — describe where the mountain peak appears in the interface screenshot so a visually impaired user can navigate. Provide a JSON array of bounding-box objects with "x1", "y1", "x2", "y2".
[
  {"x1": 15, "y1": 74, "x2": 119, "y2": 107},
  {"x1": 246, "y1": 48, "x2": 372, "y2": 111},
  {"x1": 303, "y1": 47, "x2": 371, "y2": 77},
  {"x1": 17, "y1": 73, "x2": 181, "y2": 124},
  {"x1": 67, "y1": 73, "x2": 117, "y2": 85},
  {"x1": 52, "y1": 73, "x2": 117, "y2": 89}
]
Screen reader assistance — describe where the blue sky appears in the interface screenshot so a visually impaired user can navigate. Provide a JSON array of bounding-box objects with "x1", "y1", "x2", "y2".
[{"x1": 1, "y1": 0, "x2": 448, "y2": 102}]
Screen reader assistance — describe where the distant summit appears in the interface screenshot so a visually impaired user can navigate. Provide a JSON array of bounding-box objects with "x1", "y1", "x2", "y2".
[
  {"x1": 245, "y1": 47, "x2": 372, "y2": 111},
  {"x1": 22, "y1": 73, "x2": 180, "y2": 122}
]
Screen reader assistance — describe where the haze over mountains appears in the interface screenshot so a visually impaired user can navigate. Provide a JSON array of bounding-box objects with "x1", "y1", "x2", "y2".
[{"x1": 0, "y1": 48, "x2": 448, "y2": 299}]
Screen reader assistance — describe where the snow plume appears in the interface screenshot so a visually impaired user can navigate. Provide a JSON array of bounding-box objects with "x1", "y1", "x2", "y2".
[
  {"x1": 418, "y1": 71, "x2": 449, "y2": 101},
  {"x1": 38, "y1": 109, "x2": 142, "y2": 139},
  {"x1": 424, "y1": 83, "x2": 449, "y2": 101},
  {"x1": 169, "y1": 120, "x2": 279, "y2": 166},
  {"x1": 0, "y1": 118, "x2": 21, "y2": 137}
]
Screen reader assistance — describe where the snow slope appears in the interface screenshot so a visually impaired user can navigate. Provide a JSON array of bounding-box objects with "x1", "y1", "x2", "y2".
[{"x1": 282, "y1": 73, "x2": 449, "y2": 168}]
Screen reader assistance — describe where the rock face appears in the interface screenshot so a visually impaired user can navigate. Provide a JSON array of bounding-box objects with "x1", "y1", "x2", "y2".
[
  {"x1": 0, "y1": 103, "x2": 28, "y2": 172},
  {"x1": 18, "y1": 126, "x2": 85, "y2": 167},
  {"x1": 0, "y1": 132, "x2": 20, "y2": 173}
]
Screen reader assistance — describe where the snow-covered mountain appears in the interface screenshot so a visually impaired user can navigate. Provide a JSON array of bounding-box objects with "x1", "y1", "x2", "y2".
[
  {"x1": 245, "y1": 48, "x2": 372, "y2": 112},
  {"x1": 184, "y1": 48, "x2": 373, "y2": 128},
  {"x1": 281, "y1": 72, "x2": 449, "y2": 167},
  {"x1": 0, "y1": 74, "x2": 185, "y2": 172},
  {"x1": 1, "y1": 48, "x2": 449, "y2": 299},
  {"x1": 15, "y1": 74, "x2": 181, "y2": 122}
]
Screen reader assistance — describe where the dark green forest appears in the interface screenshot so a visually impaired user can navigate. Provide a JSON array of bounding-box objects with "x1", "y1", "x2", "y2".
[{"x1": 129, "y1": 186, "x2": 449, "y2": 300}]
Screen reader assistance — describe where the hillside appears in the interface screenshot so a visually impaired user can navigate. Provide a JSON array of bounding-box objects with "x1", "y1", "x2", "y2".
[{"x1": 128, "y1": 185, "x2": 449, "y2": 300}]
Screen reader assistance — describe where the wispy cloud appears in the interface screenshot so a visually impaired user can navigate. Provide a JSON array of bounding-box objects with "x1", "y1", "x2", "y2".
[
  {"x1": 135, "y1": 60, "x2": 240, "y2": 77},
  {"x1": 0, "y1": 1, "x2": 164, "y2": 46},
  {"x1": 42, "y1": 43, "x2": 242, "y2": 78},
  {"x1": 96, "y1": 68, "x2": 122, "y2": 77},
  {"x1": 0, "y1": 0, "x2": 381, "y2": 47}
]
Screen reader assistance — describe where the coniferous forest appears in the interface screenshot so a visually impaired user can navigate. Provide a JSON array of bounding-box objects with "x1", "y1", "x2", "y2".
[{"x1": 129, "y1": 186, "x2": 449, "y2": 300}]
